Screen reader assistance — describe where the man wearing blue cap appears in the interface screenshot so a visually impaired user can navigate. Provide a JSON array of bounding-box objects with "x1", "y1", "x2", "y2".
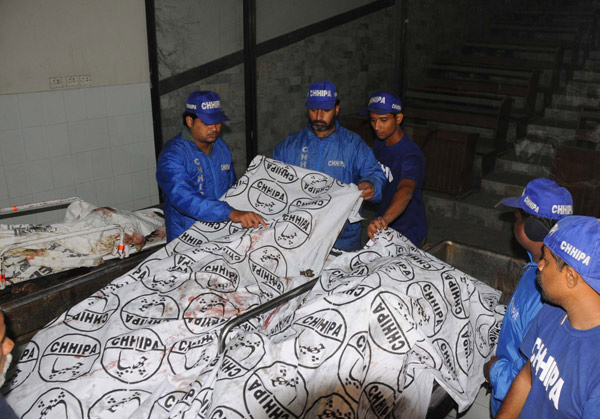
[
  {"x1": 364, "y1": 91, "x2": 427, "y2": 247},
  {"x1": 484, "y1": 178, "x2": 573, "y2": 416},
  {"x1": 273, "y1": 81, "x2": 386, "y2": 251},
  {"x1": 498, "y1": 216, "x2": 600, "y2": 418},
  {"x1": 157, "y1": 91, "x2": 266, "y2": 242}
]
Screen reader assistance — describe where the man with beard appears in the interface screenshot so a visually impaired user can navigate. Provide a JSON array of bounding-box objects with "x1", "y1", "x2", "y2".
[
  {"x1": 157, "y1": 91, "x2": 266, "y2": 242},
  {"x1": 498, "y1": 216, "x2": 600, "y2": 418},
  {"x1": 0, "y1": 311, "x2": 17, "y2": 418},
  {"x1": 273, "y1": 81, "x2": 385, "y2": 251},
  {"x1": 484, "y1": 178, "x2": 573, "y2": 416},
  {"x1": 363, "y1": 92, "x2": 427, "y2": 247}
]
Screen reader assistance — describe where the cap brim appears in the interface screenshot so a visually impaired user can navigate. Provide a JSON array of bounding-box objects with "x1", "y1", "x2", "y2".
[
  {"x1": 305, "y1": 100, "x2": 336, "y2": 110},
  {"x1": 524, "y1": 218, "x2": 550, "y2": 242},
  {"x1": 500, "y1": 196, "x2": 521, "y2": 209},
  {"x1": 197, "y1": 112, "x2": 229, "y2": 124},
  {"x1": 582, "y1": 274, "x2": 600, "y2": 295}
]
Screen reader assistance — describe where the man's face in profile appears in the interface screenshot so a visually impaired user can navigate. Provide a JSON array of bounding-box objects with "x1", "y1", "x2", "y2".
[{"x1": 0, "y1": 312, "x2": 14, "y2": 387}]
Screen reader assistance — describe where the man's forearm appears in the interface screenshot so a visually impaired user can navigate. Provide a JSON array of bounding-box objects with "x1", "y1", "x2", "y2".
[
  {"x1": 381, "y1": 184, "x2": 413, "y2": 224},
  {"x1": 497, "y1": 361, "x2": 532, "y2": 418}
]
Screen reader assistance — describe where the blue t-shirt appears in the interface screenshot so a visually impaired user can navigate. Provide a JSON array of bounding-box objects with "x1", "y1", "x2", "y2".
[
  {"x1": 373, "y1": 134, "x2": 427, "y2": 246},
  {"x1": 490, "y1": 259, "x2": 543, "y2": 415},
  {"x1": 519, "y1": 304, "x2": 600, "y2": 418}
]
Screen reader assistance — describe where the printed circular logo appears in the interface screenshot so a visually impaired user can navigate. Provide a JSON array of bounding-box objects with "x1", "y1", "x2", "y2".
[
  {"x1": 377, "y1": 259, "x2": 415, "y2": 282},
  {"x1": 247, "y1": 155, "x2": 264, "y2": 171},
  {"x1": 406, "y1": 253, "x2": 445, "y2": 271},
  {"x1": 102, "y1": 328, "x2": 166, "y2": 384},
  {"x1": 442, "y1": 270, "x2": 473, "y2": 319},
  {"x1": 407, "y1": 281, "x2": 448, "y2": 337},
  {"x1": 195, "y1": 387, "x2": 214, "y2": 418},
  {"x1": 369, "y1": 292, "x2": 416, "y2": 355},
  {"x1": 175, "y1": 229, "x2": 209, "y2": 249},
  {"x1": 4, "y1": 341, "x2": 39, "y2": 392},
  {"x1": 148, "y1": 391, "x2": 186, "y2": 419},
  {"x1": 305, "y1": 393, "x2": 355, "y2": 418},
  {"x1": 350, "y1": 251, "x2": 382, "y2": 276},
  {"x1": 456, "y1": 323, "x2": 474, "y2": 375},
  {"x1": 398, "y1": 344, "x2": 438, "y2": 390},
  {"x1": 142, "y1": 271, "x2": 188, "y2": 293},
  {"x1": 128, "y1": 257, "x2": 163, "y2": 281},
  {"x1": 433, "y1": 337, "x2": 463, "y2": 394},
  {"x1": 120, "y1": 293, "x2": 180, "y2": 330},
  {"x1": 208, "y1": 406, "x2": 246, "y2": 418},
  {"x1": 324, "y1": 272, "x2": 381, "y2": 306},
  {"x1": 168, "y1": 253, "x2": 197, "y2": 274},
  {"x1": 89, "y1": 389, "x2": 151, "y2": 418},
  {"x1": 225, "y1": 174, "x2": 249, "y2": 198},
  {"x1": 184, "y1": 292, "x2": 238, "y2": 334},
  {"x1": 248, "y1": 179, "x2": 288, "y2": 215},
  {"x1": 274, "y1": 210, "x2": 313, "y2": 249},
  {"x1": 479, "y1": 291, "x2": 500, "y2": 312},
  {"x1": 338, "y1": 332, "x2": 371, "y2": 403},
  {"x1": 196, "y1": 259, "x2": 240, "y2": 293},
  {"x1": 358, "y1": 382, "x2": 396, "y2": 418},
  {"x1": 243, "y1": 362, "x2": 308, "y2": 418},
  {"x1": 289, "y1": 195, "x2": 331, "y2": 212},
  {"x1": 22, "y1": 387, "x2": 83, "y2": 418},
  {"x1": 264, "y1": 159, "x2": 298, "y2": 184},
  {"x1": 217, "y1": 333, "x2": 266, "y2": 381},
  {"x1": 294, "y1": 308, "x2": 346, "y2": 368},
  {"x1": 475, "y1": 313, "x2": 498, "y2": 357},
  {"x1": 320, "y1": 268, "x2": 352, "y2": 292},
  {"x1": 65, "y1": 290, "x2": 120, "y2": 332},
  {"x1": 217, "y1": 234, "x2": 251, "y2": 264},
  {"x1": 168, "y1": 332, "x2": 216, "y2": 375},
  {"x1": 249, "y1": 246, "x2": 288, "y2": 298},
  {"x1": 39, "y1": 334, "x2": 101, "y2": 382},
  {"x1": 194, "y1": 220, "x2": 230, "y2": 234},
  {"x1": 266, "y1": 312, "x2": 296, "y2": 337},
  {"x1": 301, "y1": 173, "x2": 333, "y2": 196}
]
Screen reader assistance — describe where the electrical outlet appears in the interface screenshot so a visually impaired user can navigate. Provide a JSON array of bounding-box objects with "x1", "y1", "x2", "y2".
[
  {"x1": 65, "y1": 75, "x2": 79, "y2": 87},
  {"x1": 49, "y1": 76, "x2": 64, "y2": 89},
  {"x1": 79, "y1": 75, "x2": 92, "y2": 86}
]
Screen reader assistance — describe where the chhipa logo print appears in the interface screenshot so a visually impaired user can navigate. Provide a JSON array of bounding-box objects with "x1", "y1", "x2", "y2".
[
  {"x1": 207, "y1": 406, "x2": 246, "y2": 418},
  {"x1": 22, "y1": 387, "x2": 83, "y2": 419},
  {"x1": 301, "y1": 172, "x2": 334, "y2": 196},
  {"x1": 4, "y1": 341, "x2": 39, "y2": 393},
  {"x1": 274, "y1": 210, "x2": 313, "y2": 249},
  {"x1": 405, "y1": 253, "x2": 445, "y2": 271},
  {"x1": 441, "y1": 270, "x2": 476, "y2": 319},
  {"x1": 305, "y1": 393, "x2": 355, "y2": 418},
  {"x1": 264, "y1": 159, "x2": 298, "y2": 184},
  {"x1": 65, "y1": 290, "x2": 120, "y2": 332},
  {"x1": 168, "y1": 332, "x2": 216, "y2": 375},
  {"x1": 101, "y1": 328, "x2": 165, "y2": 384},
  {"x1": 377, "y1": 258, "x2": 416, "y2": 281},
  {"x1": 398, "y1": 344, "x2": 439, "y2": 389},
  {"x1": 217, "y1": 333, "x2": 266, "y2": 381},
  {"x1": 224, "y1": 174, "x2": 249, "y2": 198},
  {"x1": 248, "y1": 179, "x2": 288, "y2": 215},
  {"x1": 184, "y1": 292, "x2": 238, "y2": 334},
  {"x1": 88, "y1": 389, "x2": 150, "y2": 419},
  {"x1": 293, "y1": 308, "x2": 347, "y2": 368},
  {"x1": 324, "y1": 271, "x2": 382, "y2": 306},
  {"x1": 369, "y1": 291, "x2": 417, "y2": 355},
  {"x1": 249, "y1": 246, "x2": 288, "y2": 298},
  {"x1": 207, "y1": 233, "x2": 252, "y2": 264},
  {"x1": 338, "y1": 332, "x2": 371, "y2": 403},
  {"x1": 433, "y1": 337, "x2": 464, "y2": 394},
  {"x1": 243, "y1": 362, "x2": 308, "y2": 418},
  {"x1": 455, "y1": 323, "x2": 475, "y2": 375},
  {"x1": 289, "y1": 194, "x2": 331, "y2": 212},
  {"x1": 475, "y1": 313, "x2": 499, "y2": 358},
  {"x1": 141, "y1": 270, "x2": 189, "y2": 293},
  {"x1": 39, "y1": 334, "x2": 101, "y2": 382},
  {"x1": 196, "y1": 259, "x2": 240, "y2": 292},
  {"x1": 358, "y1": 382, "x2": 397, "y2": 418},
  {"x1": 120, "y1": 293, "x2": 180, "y2": 330},
  {"x1": 148, "y1": 390, "x2": 187, "y2": 419},
  {"x1": 407, "y1": 281, "x2": 449, "y2": 337}
]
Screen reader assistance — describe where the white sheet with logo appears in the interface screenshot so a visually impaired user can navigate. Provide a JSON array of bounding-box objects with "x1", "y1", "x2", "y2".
[{"x1": 3, "y1": 156, "x2": 501, "y2": 418}]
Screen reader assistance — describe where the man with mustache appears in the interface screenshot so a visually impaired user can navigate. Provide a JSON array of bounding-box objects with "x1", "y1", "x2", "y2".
[
  {"x1": 0, "y1": 311, "x2": 17, "y2": 418},
  {"x1": 498, "y1": 216, "x2": 600, "y2": 418},
  {"x1": 157, "y1": 91, "x2": 266, "y2": 242},
  {"x1": 362, "y1": 91, "x2": 427, "y2": 247},
  {"x1": 273, "y1": 81, "x2": 385, "y2": 251}
]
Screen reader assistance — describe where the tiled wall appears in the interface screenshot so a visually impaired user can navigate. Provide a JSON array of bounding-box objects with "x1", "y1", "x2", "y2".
[{"x1": 0, "y1": 82, "x2": 158, "y2": 225}]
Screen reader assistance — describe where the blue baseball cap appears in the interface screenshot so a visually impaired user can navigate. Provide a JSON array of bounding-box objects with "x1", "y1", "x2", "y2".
[
  {"x1": 544, "y1": 216, "x2": 600, "y2": 293},
  {"x1": 501, "y1": 178, "x2": 573, "y2": 220},
  {"x1": 305, "y1": 80, "x2": 338, "y2": 110},
  {"x1": 360, "y1": 91, "x2": 403, "y2": 115},
  {"x1": 185, "y1": 91, "x2": 230, "y2": 125}
]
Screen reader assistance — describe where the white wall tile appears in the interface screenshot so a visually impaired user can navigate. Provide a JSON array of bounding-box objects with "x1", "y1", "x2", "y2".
[
  {"x1": 63, "y1": 89, "x2": 87, "y2": 122},
  {"x1": 0, "y1": 129, "x2": 26, "y2": 164},
  {"x1": 41, "y1": 90, "x2": 67, "y2": 125},
  {"x1": 23, "y1": 125, "x2": 47, "y2": 161},
  {"x1": 51, "y1": 155, "x2": 74, "y2": 188},
  {"x1": 67, "y1": 120, "x2": 90, "y2": 154},
  {"x1": 0, "y1": 166, "x2": 8, "y2": 198},
  {"x1": 108, "y1": 114, "x2": 129, "y2": 147},
  {"x1": 130, "y1": 169, "x2": 150, "y2": 200},
  {"x1": 75, "y1": 181, "x2": 98, "y2": 205},
  {"x1": 91, "y1": 148, "x2": 113, "y2": 181},
  {"x1": 0, "y1": 94, "x2": 21, "y2": 131},
  {"x1": 95, "y1": 178, "x2": 115, "y2": 206},
  {"x1": 134, "y1": 196, "x2": 151, "y2": 210},
  {"x1": 4, "y1": 164, "x2": 31, "y2": 198},
  {"x1": 110, "y1": 145, "x2": 131, "y2": 176},
  {"x1": 120, "y1": 201, "x2": 136, "y2": 211},
  {"x1": 147, "y1": 168, "x2": 158, "y2": 193},
  {"x1": 18, "y1": 93, "x2": 45, "y2": 128},
  {"x1": 7, "y1": 213, "x2": 38, "y2": 225},
  {"x1": 113, "y1": 174, "x2": 133, "y2": 204},
  {"x1": 127, "y1": 142, "x2": 147, "y2": 173},
  {"x1": 87, "y1": 117, "x2": 110, "y2": 151},
  {"x1": 84, "y1": 87, "x2": 107, "y2": 119},
  {"x1": 27, "y1": 159, "x2": 54, "y2": 194},
  {"x1": 105, "y1": 84, "x2": 142, "y2": 117},
  {"x1": 32, "y1": 190, "x2": 59, "y2": 224},
  {"x1": 45, "y1": 123, "x2": 71, "y2": 157},
  {"x1": 54, "y1": 185, "x2": 77, "y2": 200},
  {"x1": 141, "y1": 84, "x2": 152, "y2": 113},
  {"x1": 72, "y1": 151, "x2": 94, "y2": 184}
]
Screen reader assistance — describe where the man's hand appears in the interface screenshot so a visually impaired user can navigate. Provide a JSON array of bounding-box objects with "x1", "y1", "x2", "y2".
[
  {"x1": 229, "y1": 209, "x2": 268, "y2": 229},
  {"x1": 357, "y1": 181, "x2": 374, "y2": 200},
  {"x1": 484, "y1": 356, "x2": 499, "y2": 383},
  {"x1": 368, "y1": 216, "x2": 388, "y2": 241}
]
